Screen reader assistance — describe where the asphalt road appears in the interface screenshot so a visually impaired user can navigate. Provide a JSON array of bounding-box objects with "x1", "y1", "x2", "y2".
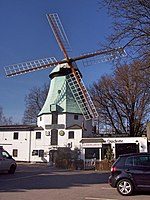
[{"x1": 0, "y1": 163, "x2": 150, "y2": 200}]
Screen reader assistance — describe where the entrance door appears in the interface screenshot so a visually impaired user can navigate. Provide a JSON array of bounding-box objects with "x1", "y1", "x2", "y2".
[
  {"x1": 101, "y1": 144, "x2": 111, "y2": 160},
  {"x1": 49, "y1": 150, "x2": 57, "y2": 164}
]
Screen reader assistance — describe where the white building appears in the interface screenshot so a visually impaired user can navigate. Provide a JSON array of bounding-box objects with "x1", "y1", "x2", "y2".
[
  {"x1": 0, "y1": 64, "x2": 149, "y2": 164},
  {"x1": 0, "y1": 124, "x2": 148, "y2": 164},
  {"x1": 80, "y1": 136, "x2": 148, "y2": 162},
  {"x1": 0, "y1": 64, "x2": 92, "y2": 163}
]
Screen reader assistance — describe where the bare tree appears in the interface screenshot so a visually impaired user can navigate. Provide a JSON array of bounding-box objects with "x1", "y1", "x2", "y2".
[
  {"x1": 22, "y1": 83, "x2": 49, "y2": 124},
  {"x1": 0, "y1": 106, "x2": 12, "y2": 125},
  {"x1": 90, "y1": 60, "x2": 150, "y2": 136},
  {"x1": 99, "y1": 0, "x2": 150, "y2": 63}
]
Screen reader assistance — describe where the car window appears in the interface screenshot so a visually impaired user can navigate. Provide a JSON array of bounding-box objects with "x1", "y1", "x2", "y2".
[
  {"x1": 134, "y1": 155, "x2": 150, "y2": 167},
  {"x1": 114, "y1": 157, "x2": 126, "y2": 167},
  {"x1": 125, "y1": 156, "x2": 134, "y2": 166},
  {"x1": 2, "y1": 151, "x2": 10, "y2": 158},
  {"x1": 125, "y1": 155, "x2": 150, "y2": 167}
]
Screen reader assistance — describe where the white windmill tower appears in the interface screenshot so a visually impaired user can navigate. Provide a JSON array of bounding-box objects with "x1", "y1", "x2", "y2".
[{"x1": 4, "y1": 13, "x2": 126, "y2": 151}]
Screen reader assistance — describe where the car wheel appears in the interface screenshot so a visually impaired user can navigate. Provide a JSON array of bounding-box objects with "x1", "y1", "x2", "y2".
[
  {"x1": 8, "y1": 165, "x2": 16, "y2": 174},
  {"x1": 117, "y1": 179, "x2": 134, "y2": 196}
]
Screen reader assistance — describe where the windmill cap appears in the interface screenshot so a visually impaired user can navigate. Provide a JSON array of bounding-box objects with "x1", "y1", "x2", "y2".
[{"x1": 49, "y1": 61, "x2": 82, "y2": 79}]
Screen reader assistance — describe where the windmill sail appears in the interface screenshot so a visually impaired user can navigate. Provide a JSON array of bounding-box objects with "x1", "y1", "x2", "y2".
[
  {"x1": 81, "y1": 48, "x2": 127, "y2": 67},
  {"x1": 3, "y1": 12, "x2": 127, "y2": 120},
  {"x1": 66, "y1": 71, "x2": 98, "y2": 120},
  {"x1": 47, "y1": 13, "x2": 72, "y2": 59},
  {"x1": 4, "y1": 57, "x2": 57, "y2": 77}
]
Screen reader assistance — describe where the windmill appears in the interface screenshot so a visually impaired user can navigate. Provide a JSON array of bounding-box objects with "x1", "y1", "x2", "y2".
[{"x1": 4, "y1": 13, "x2": 126, "y2": 121}]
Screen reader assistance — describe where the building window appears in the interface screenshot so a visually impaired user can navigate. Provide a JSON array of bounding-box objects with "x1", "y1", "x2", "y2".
[
  {"x1": 32, "y1": 150, "x2": 39, "y2": 156},
  {"x1": 40, "y1": 116, "x2": 42, "y2": 121},
  {"x1": 36, "y1": 132, "x2": 41, "y2": 139},
  {"x1": 85, "y1": 148, "x2": 99, "y2": 159},
  {"x1": 51, "y1": 129, "x2": 58, "y2": 145},
  {"x1": 39, "y1": 150, "x2": 44, "y2": 157},
  {"x1": 13, "y1": 149, "x2": 18, "y2": 157},
  {"x1": 74, "y1": 115, "x2": 78, "y2": 120},
  {"x1": 13, "y1": 132, "x2": 19, "y2": 140},
  {"x1": 68, "y1": 131, "x2": 74, "y2": 139}
]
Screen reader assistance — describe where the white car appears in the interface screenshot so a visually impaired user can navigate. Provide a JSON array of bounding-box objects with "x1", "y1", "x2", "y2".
[{"x1": 0, "y1": 147, "x2": 17, "y2": 174}]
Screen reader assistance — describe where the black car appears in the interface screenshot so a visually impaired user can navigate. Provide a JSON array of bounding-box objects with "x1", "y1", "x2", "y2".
[{"x1": 108, "y1": 152, "x2": 150, "y2": 196}]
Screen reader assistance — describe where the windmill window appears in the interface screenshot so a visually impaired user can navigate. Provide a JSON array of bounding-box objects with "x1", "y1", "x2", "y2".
[
  {"x1": 68, "y1": 131, "x2": 74, "y2": 139},
  {"x1": 36, "y1": 132, "x2": 41, "y2": 139},
  {"x1": 51, "y1": 129, "x2": 58, "y2": 145},
  {"x1": 52, "y1": 112, "x2": 58, "y2": 124},
  {"x1": 13, "y1": 132, "x2": 19, "y2": 140},
  {"x1": 74, "y1": 115, "x2": 78, "y2": 120}
]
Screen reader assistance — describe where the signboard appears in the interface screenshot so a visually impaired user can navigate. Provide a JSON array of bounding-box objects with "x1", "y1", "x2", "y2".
[
  {"x1": 106, "y1": 139, "x2": 123, "y2": 143},
  {"x1": 82, "y1": 143, "x2": 102, "y2": 148}
]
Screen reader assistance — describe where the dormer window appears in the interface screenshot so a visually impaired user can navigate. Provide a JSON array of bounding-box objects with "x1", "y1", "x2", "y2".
[{"x1": 74, "y1": 115, "x2": 78, "y2": 120}]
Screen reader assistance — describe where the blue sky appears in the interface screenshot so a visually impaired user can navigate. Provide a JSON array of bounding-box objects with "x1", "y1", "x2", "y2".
[{"x1": 0, "y1": 0, "x2": 114, "y2": 123}]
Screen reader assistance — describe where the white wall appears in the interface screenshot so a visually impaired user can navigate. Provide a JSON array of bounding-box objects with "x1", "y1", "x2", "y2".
[
  {"x1": 1, "y1": 127, "x2": 148, "y2": 163},
  {"x1": 37, "y1": 114, "x2": 52, "y2": 128},
  {"x1": 0, "y1": 131, "x2": 30, "y2": 161},
  {"x1": 58, "y1": 129, "x2": 82, "y2": 149}
]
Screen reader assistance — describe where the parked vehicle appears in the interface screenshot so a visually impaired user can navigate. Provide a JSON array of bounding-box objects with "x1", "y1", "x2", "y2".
[
  {"x1": 0, "y1": 146, "x2": 17, "y2": 174},
  {"x1": 108, "y1": 152, "x2": 150, "y2": 196}
]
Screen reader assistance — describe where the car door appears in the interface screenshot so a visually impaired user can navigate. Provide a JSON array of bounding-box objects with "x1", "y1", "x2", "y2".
[
  {"x1": 125, "y1": 155, "x2": 150, "y2": 188},
  {"x1": 133, "y1": 155, "x2": 150, "y2": 187},
  {"x1": 0, "y1": 150, "x2": 12, "y2": 171},
  {"x1": 0, "y1": 150, "x2": 6, "y2": 171},
  {"x1": 131, "y1": 155, "x2": 150, "y2": 188}
]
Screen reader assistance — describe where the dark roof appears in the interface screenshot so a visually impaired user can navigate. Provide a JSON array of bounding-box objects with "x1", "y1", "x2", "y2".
[
  {"x1": 66, "y1": 124, "x2": 82, "y2": 129},
  {"x1": 0, "y1": 125, "x2": 44, "y2": 131},
  {"x1": 80, "y1": 138, "x2": 105, "y2": 143}
]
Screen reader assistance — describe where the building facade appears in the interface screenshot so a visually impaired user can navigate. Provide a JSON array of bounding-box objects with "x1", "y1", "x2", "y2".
[
  {"x1": 0, "y1": 125, "x2": 148, "y2": 165},
  {"x1": 0, "y1": 64, "x2": 149, "y2": 165}
]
